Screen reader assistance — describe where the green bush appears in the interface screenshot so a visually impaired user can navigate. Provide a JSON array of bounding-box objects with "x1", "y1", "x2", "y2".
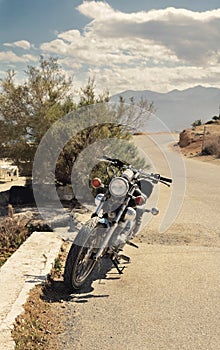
[
  {"x1": 191, "y1": 119, "x2": 202, "y2": 127},
  {"x1": 212, "y1": 116, "x2": 220, "y2": 121}
]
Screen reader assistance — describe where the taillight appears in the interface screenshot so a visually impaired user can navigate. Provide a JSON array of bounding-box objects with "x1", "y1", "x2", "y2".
[
  {"x1": 135, "y1": 195, "x2": 145, "y2": 206},
  {"x1": 91, "y1": 177, "x2": 102, "y2": 188}
]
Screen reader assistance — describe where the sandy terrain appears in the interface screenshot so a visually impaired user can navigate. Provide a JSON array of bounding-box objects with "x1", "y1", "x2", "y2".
[{"x1": 178, "y1": 123, "x2": 220, "y2": 165}]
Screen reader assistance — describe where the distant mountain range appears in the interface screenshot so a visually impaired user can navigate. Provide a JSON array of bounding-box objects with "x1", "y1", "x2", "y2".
[{"x1": 111, "y1": 86, "x2": 220, "y2": 131}]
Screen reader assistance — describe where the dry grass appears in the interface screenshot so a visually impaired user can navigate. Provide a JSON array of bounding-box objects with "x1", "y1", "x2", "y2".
[
  {"x1": 202, "y1": 134, "x2": 220, "y2": 158},
  {"x1": 0, "y1": 210, "x2": 54, "y2": 267},
  {"x1": 12, "y1": 285, "x2": 60, "y2": 350},
  {"x1": 197, "y1": 123, "x2": 220, "y2": 158},
  {"x1": 0, "y1": 216, "x2": 31, "y2": 267},
  {"x1": 12, "y1": 242, "x2": 71, "y2": 350}
]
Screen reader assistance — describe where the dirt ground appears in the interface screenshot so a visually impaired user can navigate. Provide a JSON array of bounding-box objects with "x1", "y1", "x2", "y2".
[
  {"x1": 177, "y1": 123, "x2": 220, "y2": 165},
  {"x1": 174, "y1": 142, "x2": 220, "y2": 165}
]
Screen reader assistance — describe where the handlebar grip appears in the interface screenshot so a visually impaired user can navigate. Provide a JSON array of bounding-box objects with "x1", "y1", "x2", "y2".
[
  {"x1": 102, "y1": 156, "x2": 128, "y2": 168},
  {"x1": 160, "y1": 176, "x2": 173, "y2": 183}
]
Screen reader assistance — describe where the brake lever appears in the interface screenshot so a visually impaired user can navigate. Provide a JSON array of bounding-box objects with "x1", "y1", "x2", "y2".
[
  {"x1": 159, "y1": 180, "x2": 171, "y2": 187},
  {"x1": 97, "y1": 156, "x2": 128, "y2": 168},
  {"x1": 97, "y1": 157, "x2": 114, "y2": 164}
]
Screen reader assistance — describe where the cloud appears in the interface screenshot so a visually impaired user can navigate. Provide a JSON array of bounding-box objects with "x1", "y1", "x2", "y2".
[
  {"x1": 90, "y1": 65, "x2": 220, "y2": 94},
  {"x1": 77, "y1": 2, "x2": 220, "y2": 65},
  {"x1": 58, "y1": 57, "x2": 82, "y2": 70},
  {"x1": 0, "y1": 51, "x2": 37, "y2": 63},
  {"x1": 3, "y1": 40, "x2": 31, "y2": 50},
  {"x1": 41, "y1": 3, "x2": 220, "y2": 66},
  {"x1": 41, "y1": 30, "x2": 177, "y2": 68},
  {"x1": 77, "y1": 1, "x2": 117, "y2": 20},
  {"x1": 39, "y1": 2, "x2": 220, "y2": 93},
  {"x1": 58, "y1": 29, "x2": 81, "y2": 42},
  {"x1": 40, "y1": 39, "x2": 68, "y2": 55}
]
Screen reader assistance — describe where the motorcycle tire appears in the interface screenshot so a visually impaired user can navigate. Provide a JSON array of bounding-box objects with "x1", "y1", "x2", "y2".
[{"x1": 64, "y1": 217, "x2": 103, "y2": 290}]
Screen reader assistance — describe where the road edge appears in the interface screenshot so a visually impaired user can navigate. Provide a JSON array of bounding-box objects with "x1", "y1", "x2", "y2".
[{"x1": 0, "y1": 231, "x2": 63, "y2": 350}]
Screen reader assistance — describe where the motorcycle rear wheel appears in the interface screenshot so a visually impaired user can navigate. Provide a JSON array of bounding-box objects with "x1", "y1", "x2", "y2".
[{"x1": 64, "y1": 218, "x2": 102, "y2": 290}]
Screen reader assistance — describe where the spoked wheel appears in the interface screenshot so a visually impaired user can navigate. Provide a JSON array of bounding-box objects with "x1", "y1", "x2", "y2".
[{"x1": 64, "y1": 218, "x2": 104, "y2": 290}]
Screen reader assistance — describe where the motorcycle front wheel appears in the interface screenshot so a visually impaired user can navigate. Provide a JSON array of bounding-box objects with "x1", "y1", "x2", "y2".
[{"x1": 64, "y1": 218, "x2": 103, "y2": 290}]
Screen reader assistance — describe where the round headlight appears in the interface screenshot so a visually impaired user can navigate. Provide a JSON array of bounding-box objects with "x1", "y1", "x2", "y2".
[{"x1": 109, "y1": 177, "x2": 128, "y2": 197}]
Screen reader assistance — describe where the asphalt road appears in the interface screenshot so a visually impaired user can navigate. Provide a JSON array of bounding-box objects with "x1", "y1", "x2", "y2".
[{"x1": 58, "y1": 134, "x2": 220, "y2": 350}]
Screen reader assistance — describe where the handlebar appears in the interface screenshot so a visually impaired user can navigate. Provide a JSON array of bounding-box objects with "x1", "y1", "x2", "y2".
[
  {"x1": 99, "y1": 156, "x2": 172, "y2": 186},
  {"x1": 100, "y1": 156, "x2": 129, "y2": 168},
  {"x1": 159, "y1": 176, "x2": 173, "y2": 184}
]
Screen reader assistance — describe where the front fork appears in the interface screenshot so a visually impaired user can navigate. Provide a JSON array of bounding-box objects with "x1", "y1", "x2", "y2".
[
  {"x1": 93, "y1": 193, "x2": 133, "y2": 261},
  {"x1": 94, "y1": 221, "x2": 120, "y2": 261},
  {"x1": 93, "y1": 186, "x2": 159, "y2": 261}
]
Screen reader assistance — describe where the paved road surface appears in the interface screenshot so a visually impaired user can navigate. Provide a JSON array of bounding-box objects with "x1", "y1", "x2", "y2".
[{"x1": 58, "y1": 134, "x2": 220, "y2": 350}]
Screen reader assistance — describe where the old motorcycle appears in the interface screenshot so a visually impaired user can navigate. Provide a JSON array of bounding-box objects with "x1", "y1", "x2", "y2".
[{"x1": 64, "y1": 156, "x2": 172, "y2": 290}]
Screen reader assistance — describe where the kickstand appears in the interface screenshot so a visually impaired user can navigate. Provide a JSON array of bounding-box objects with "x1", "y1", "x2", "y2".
[
  {"x1": 118, "y1": 254, "x2": 130, "y2": 263},
  {"x1": 111, "y1": 257, "x2": 125, "y2": 274},
  {"x1": 126, "y1": 240, "x2": 139, "y2": 248}
]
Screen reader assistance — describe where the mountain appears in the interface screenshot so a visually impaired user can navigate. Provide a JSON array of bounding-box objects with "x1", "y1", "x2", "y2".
[{"x1": 111, "y1": 86, "x2": 220, "y2": 131}]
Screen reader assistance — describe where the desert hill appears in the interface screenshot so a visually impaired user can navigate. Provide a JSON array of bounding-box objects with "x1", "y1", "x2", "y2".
[{"x1": 111, "y1": 86, "x2": 220, "y2": 131}]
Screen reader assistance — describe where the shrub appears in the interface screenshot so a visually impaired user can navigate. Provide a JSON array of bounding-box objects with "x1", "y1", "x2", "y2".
[
  {"x1": 0, "y1": 216, "x2": 31, "y2": 267},
  {"x1": 212, "y1": 116, "x2": 220, "y2": 121},
  {"x1": 202, "y1": 135, "x2": 220, "y2": 157},
  {"x1": 191, "y1": 119, "x2": 202, "y2": 128}
]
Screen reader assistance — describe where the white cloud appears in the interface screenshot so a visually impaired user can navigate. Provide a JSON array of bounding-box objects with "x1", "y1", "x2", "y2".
[
  {"x1": 0, "y1": 51, "x2": 37, "y2": 63},
  {"x1": 41, "y1": 3, "x2": 220, "y2": 66},
  {"x1": 40, "y1": 39, "x2": 68, "y2": 54},
  {"x1": 41, "y1": 33, "x2": 177, "y2": 68},
  {"x1": 77, "y1": 3, "x2": 220, "y2": 65},
  {"x1": 86, "y1": 65, "x2": 220, "y2": 95},
  {"x1": 58, "y1": 29, "x2": 81, "y2": 42},
  {"x1": 3, "y1": 40, "x2": 31, "y2": 50},
  {"x1": 58, "y1": 57, "x2": 82, "y2": 70},
  {"x1": 77, "y1": 1, "x2": 117, "y2": 20},
  {"x1": 21, "y1": 54, "x2": 38, "y2": 62},
  {"x1": 39, "y1": 2, "x2": 220, "y2": 93}
]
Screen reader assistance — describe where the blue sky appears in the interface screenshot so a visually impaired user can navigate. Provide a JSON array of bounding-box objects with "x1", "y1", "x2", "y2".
[{"x1": 0, "y1": 0, "x2": 220, "y2": 94}]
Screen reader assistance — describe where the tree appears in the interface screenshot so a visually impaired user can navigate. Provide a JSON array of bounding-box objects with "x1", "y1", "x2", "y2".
[
  {"x1": 0, "y1": 56, "x2": 74, "y2": 174},
  {"x1": 78, "y1": 77, "x2": 109, "y2": 107},
  {"x1": 55, "y1": 81, "x2": 152, "y2": 185},
  {"x1": 0, "y1": 57, "x2": 154, "y2": 185},
  {"x1": 116, "y1": 95, "x2": 155, "y2": 133}
]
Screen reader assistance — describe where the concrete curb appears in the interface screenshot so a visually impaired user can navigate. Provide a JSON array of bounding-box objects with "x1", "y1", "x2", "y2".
[{"x1": 0, "y1": 231, "x2": 64, "y2": 350}]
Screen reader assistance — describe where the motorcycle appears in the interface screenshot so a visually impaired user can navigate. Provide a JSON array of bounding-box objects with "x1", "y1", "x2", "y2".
[{"x1": 64, "y1": 156, "x2": 172, "y2": 290}]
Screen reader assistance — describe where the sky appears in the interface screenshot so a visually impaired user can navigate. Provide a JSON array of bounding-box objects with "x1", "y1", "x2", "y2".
[{"x1": 0, "y1": 0, "x2": 220, "y2": 95}]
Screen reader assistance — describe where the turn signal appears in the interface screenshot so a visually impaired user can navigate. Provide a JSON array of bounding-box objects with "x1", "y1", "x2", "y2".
[
  {"x1": 135, "y1": 195, "x2": 145, "y2": 206},
  {"x1": 91, "y1": 177, "x2": 102, "y2": 188}
]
